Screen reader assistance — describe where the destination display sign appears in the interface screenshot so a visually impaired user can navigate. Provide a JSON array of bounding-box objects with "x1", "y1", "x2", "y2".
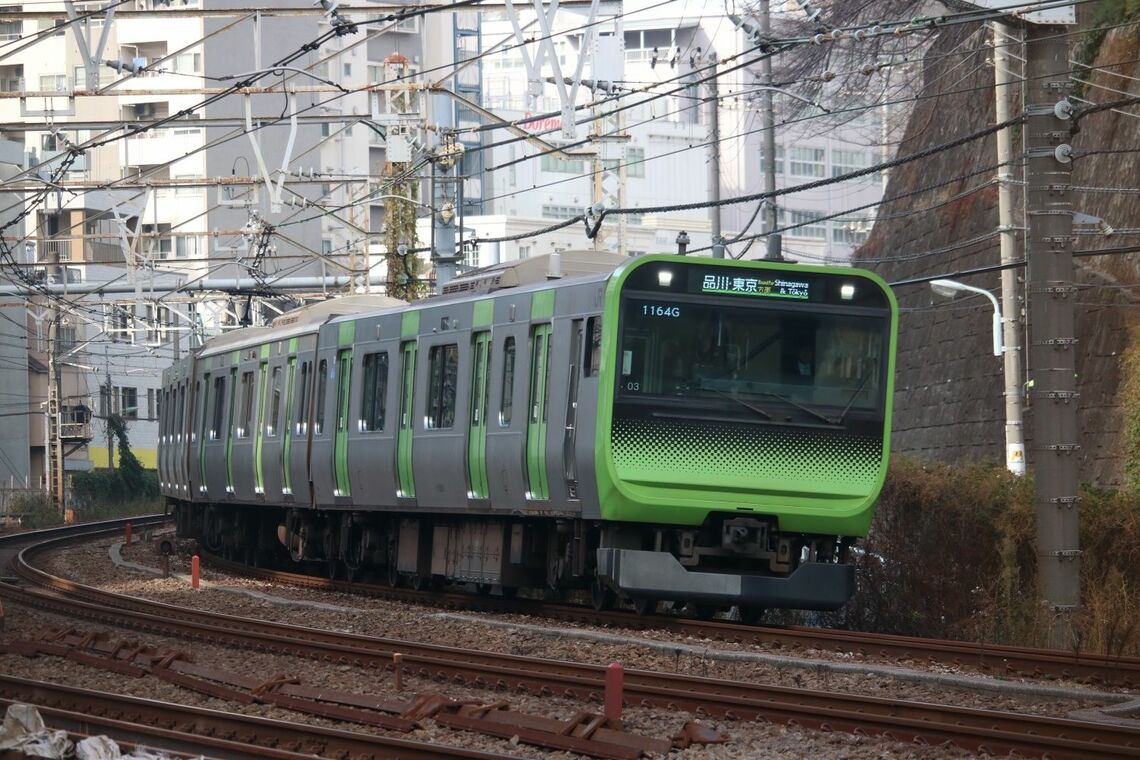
[{"x1": 694, "y1": 272, "x2": 811, "y2": 300}]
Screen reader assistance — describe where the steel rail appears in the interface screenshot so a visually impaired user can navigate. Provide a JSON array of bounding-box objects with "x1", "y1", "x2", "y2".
[
  {"x1": 5, "y1": 536, "x2": 1140, "y2": 758},
  {"x1": 0, "y1": 675, "x2": 501, "y2": 759},
  {"x1": 205, "y1": 553, "x2": 1140, "y2": 688}
]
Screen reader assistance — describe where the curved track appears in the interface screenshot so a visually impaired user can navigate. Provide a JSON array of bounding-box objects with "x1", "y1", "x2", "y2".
[
  {"x1": 207, "y1": 552, "x2": 1140, "y2": 689},
  {"x1": 3, "y1": 527, "x2": 1139, "y2": 758}
]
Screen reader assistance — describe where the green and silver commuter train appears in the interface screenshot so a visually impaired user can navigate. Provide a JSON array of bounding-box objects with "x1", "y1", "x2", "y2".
[{"x1": 158, "y1": 252, "x2": 898, "y2": 615}]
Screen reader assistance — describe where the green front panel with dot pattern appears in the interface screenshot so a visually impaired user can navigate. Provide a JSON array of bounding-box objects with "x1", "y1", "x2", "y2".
[{"x1": 593, "y1": 255, "x2": 897, "y2": 537}]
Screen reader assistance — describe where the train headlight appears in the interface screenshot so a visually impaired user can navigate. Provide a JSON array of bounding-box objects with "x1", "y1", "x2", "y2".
[
  {"x1": 657, "y1": 269, "x2": 674, "y2": 287},
  {"x1": 840, "y1": 283, "x2": 856, "y2": 300}
]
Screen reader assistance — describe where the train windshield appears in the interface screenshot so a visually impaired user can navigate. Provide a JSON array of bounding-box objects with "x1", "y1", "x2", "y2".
[{"x1": 616, "y1": 296, "x2": 887, "y2": 419}]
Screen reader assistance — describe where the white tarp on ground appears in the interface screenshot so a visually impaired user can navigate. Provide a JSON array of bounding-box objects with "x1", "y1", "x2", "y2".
[{"x1": 0, "y1": 704, "x2": 185, "y2": 759}]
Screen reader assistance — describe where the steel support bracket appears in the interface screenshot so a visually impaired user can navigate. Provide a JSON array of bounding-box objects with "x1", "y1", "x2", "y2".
[
  {"x1": 1036, "y1": 337, "x2": 1078, "y2": 347},
  {"x1": 1043, "y1": 443, "x2": 1080, "y2": 453},
  {"x1": 1049, "y1": 549, "x2": 1082, "y2": 559},
  {"x1": 1048, "y1": 496, "x2": 1080, "y2": 506}
]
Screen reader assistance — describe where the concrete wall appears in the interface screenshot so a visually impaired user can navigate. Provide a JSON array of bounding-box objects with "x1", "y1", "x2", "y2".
[{"x1": 855, "y1": 23, "x2": 1134, "y2": 486}]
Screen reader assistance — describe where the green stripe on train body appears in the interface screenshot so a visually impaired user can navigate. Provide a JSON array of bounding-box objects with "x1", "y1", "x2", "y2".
[{"x1": 593, "y1": 254, "x2": 898, "y2": 537}]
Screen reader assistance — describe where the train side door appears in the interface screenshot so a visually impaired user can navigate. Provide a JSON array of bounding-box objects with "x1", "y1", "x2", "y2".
[
  {"x1": 466, "y1": 331, "x2": 490, "y2": 500},
  {"x1": 397, "y1": 341, "x2": 417, "y2": 498},
  {"x1": 225, "y1": 367, "x2": 237, "y2": 494},
  {"x1": 254, "y1": 360, "x2": 269, "y2": 495},
  {"x1": 525, "y1": 323, "x2": 552, "y2": 500},
  {"x1": 334, "y1": 348, "x2": 353, "y2": 497},
  {"x1": 281, "y1": 357, "x2": 297, "y2": 496}
]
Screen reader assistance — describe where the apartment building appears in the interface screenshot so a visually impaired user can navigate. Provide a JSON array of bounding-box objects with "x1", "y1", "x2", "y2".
[{"x1": 465, "y1": 2, "x2": 900, "y2": 265}]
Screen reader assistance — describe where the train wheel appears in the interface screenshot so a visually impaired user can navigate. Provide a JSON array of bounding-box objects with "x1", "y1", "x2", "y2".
[
  {"x1": 632, "y1": 597, "x2": 657, "y2": 616},
  {"x1": 590, "y1": 577, "x2": 614, "y2": 611},
  {"x1": 326, "y1": 560, "x2": 340, "y2": 581},
  {"x1": 410, "y1": 574, "x2": 429, "y2": 592},
  {"x1": 476, "y1": 583, "x2": 493, "y2": 596},
  {"x1": 386, "y1": 562, "x2": 400, "y2": 588},
  {"x1": 738, "y1": 605, "x2": 767, "y2": 625}
]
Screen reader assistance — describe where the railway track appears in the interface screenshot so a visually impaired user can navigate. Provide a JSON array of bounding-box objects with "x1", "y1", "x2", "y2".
[
  {"x1": 206, "y1": 552, "x2": 1140, "y2": 689},
  {"x1": 0, "y1": 674, "x2": 501, "y2": 759},
  {"x1": 4, "y1": 528, "x2": 1140, "y2": 758}
]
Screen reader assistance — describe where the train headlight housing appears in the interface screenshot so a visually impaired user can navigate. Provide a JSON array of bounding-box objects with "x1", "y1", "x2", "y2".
[
  {"x1": 657, "y1": 269, "x2": 674, "y2": 287},
  {"x1": 840, "y1": 283, "x2": 856, "y2": 300}
]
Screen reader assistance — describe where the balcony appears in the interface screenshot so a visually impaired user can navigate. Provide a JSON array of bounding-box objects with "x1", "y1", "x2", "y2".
[{"x1": 59, "y1": 405, "x2": 93, "y2": 443}]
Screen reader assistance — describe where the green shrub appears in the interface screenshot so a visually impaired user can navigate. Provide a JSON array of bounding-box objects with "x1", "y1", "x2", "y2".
[
  {"x1": 13, "y1": 492, "x2": 63, "y2": 530},
  {"x1": 844, "y1": 457, "x2": 1140, "y2": 654}
]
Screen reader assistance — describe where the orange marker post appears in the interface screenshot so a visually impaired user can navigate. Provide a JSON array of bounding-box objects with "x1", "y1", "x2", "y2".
[
  {"x1": 124, "y1": 522, "x2": 132, "y2": 546},
  {"x1": 604, "y1": 662, "x2": 623, "y2": 723},
  {"x1": 191, "y1": 554, "x2": 200, "y2": 590}
]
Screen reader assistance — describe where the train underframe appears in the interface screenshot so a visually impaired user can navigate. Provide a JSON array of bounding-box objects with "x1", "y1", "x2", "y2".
[{"x1": 173, "y1": 501, "x2": 856, "y2": 617}]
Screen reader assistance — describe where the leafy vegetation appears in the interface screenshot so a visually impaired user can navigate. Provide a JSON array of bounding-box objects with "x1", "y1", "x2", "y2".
[
  {"x1": 841, "y1": 457, "x2": 1140, "y2": 655},
  {"x1": 71, "y1": 413, "x2": 160, "y2": 517},
  {"x1": 1073, "y1": 0, "x2": 1140, "y2": 91}
]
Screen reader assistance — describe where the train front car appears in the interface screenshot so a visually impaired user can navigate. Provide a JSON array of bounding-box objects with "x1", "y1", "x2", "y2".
[{"x1": 594, "y1": 256, "x2": 897, "y2": 613}]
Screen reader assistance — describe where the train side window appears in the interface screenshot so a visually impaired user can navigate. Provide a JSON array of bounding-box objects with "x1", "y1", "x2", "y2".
[
  {"x1": 238, "y1": 371, "x2": 254, "y2": 437},
  {"x1": 361, "y1": 352, "x2": 389, "y2": 432},
  {"x1": 267, "y1": 366, "x2": 282, "y2": 436},
  {"x1": 314, "y1": 359, "x2": 329, "y2": 436},
  {"x1": 297, "y1": 361, "x2": 311, "y2": 434},
  {"x1": 195, "y1": 379, "x2": 205, "y2": 443},
  {"x1": 210, "y1": 375, "x2": 226, "y2": 440},
  {"x1": 585, "y1": 316, "x2": 602, "y2": 377},
  {"x1": 426, "y1": 344, "x2": 458, "y2": 429},
  {"x1": 499, "y1": 336, "x2": 516, "y2": 427},
  {"x1": 176, "y1": 384, "x2": 185, "y2": 441}
]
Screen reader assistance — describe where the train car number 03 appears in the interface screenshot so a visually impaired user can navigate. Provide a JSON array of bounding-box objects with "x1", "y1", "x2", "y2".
[{"x1": 642, "y1": 304, "x2": 681, "y2": 318}]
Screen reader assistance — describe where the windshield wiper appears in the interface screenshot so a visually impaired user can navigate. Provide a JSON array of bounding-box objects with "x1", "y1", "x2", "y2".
[
  {"x1": 711, "y1": 389, "x2": 772, "y2": 420},
  {"x1": 832, "y1": 374, "x2": 872, "y2": 426},
  {"x1": 750, "y1": 389, "x2": 838, "y2": 426}
]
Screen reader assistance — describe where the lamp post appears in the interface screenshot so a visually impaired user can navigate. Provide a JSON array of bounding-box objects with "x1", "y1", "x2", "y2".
[
  {"x1": 930, "y1": 279, "x2": 1003, "y2": 357},
  {"x1": 930, "y1": 278, "x2": 1025, "y2": 475}
]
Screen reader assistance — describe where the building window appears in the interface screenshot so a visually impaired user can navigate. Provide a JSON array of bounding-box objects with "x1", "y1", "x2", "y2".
[
  {"x1": 360, "y1": 351, "x2": 388, "y2": 431},
  {"x1": 141, "y1": 223, "x2": 172, "y2": 258},
  {"x1": 831, "y1": 149, "x2": 869, "y2": 178},
  {"x1": 789, "y1": 147, "x2": 826, "y2": 178},
  {"x1": 174, "y1": 235, "x2": 199, "y2": 259},
  {"x1": 759, "y1": 144, "x2": 785, "y2": 175},
  {"x1": 602, "y1": 145, "x2": 646, "y2": 178},
  {"x1": 119, "y1": 386, "x2": 138, "y2": 421},
  {"x1": 426, "y1": 344, "x2": 458, "y2": 429},
  {"x1": 786, "y1": 209, "x2": 827, "y2": 240},
  {"x1": 107, "y1": 304, "x2": 132, "y2": 343},
  {"x1": 147, "y1": 388, "x2": 157, "y2": 420},
  {"x1": 0, "y1": 7, "x2": 20, "y2": 41},
  {"x1": 541, "y1": 204, "x2": 579, "y2": 220},
  {"x1": 172, "y1": 52, "x2": 201, "y2": 74},
  {"x1": 39, "y1": 74, "x2": 68, "y2": 92},
  {"x1": 832, "y1": 218, "x2": 870, "y2": 245},
  {"x1": 540, "y1": 145, "x2": 586, "y2": 174}
]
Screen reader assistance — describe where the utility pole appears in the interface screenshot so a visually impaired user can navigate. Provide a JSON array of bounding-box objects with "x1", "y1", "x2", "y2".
[
  {"x1": 993, "y1": 21, "x2": 1026, "y2": 476},
  {"x1": 46, "y1": 315, "x2": 66, "y2": 520},
  {"x1": 758, "y1": 0, "x2": 782, "y2": 261},
  {"x1": 705, "y1": 51, "x2": 723, "y2": 258},
  {"x1": 104, "y1": 346, "x2": 114, "y2": 469},
  {"x1": 1023, "y1": 21, "x2": 1079, "y2": 646}
]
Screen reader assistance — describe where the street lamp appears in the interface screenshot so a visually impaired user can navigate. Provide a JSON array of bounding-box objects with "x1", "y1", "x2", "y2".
[
  {"x1": 931, "y1": 277, "x2": 1025, "y2": 477},
  {"x1": 930, "y1": 279, "x2": 1002, "y2": 357}
]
